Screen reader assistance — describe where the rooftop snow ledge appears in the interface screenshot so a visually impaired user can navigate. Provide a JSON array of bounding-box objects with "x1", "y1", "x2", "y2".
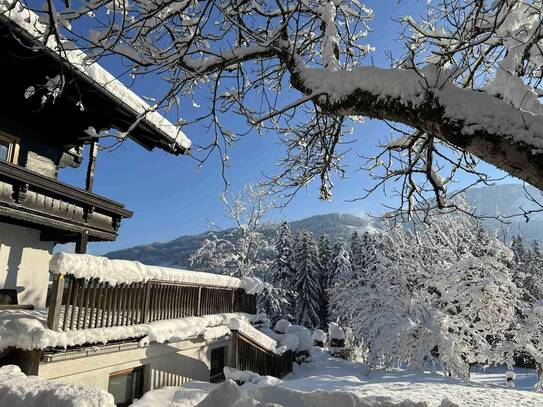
[
  {"x1": 0, "y1": 4, "x2": 191, "y2": 154},
  {"x1": 50, "y1": 252, "x2": 261, "y2": 293},
  {"x1": 0, "y1": 309, "x2": 266, "y2": 352},
  {"x1": 229, "y1": 318, "x2": 281, "y2": 354}
]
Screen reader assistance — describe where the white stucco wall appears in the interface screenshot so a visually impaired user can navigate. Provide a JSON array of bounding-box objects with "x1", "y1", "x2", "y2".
[
  {"x1": 0, "y1": 222, "x2": 53, "y2": 307},
  {"x1": 38, "y1": 337, "x2": 231, "y2": 392}
]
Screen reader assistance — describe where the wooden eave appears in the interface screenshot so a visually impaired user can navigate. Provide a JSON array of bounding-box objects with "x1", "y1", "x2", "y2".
[
  {"x1": 0, "y1": 15, "x2": 188, "y2": 155},
  {"x1": 0, "y1": 160, "x2": 132, "y2": 242}
]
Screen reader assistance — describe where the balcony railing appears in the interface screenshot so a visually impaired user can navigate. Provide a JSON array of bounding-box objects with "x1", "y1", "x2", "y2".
[
  {"x1": 47, "y1": 275, "x2": 257, "y2": 332},
  {"x1": 230, "y1": 330, "x2": 293, "y2": 379},
  {"x1": 0, "y1": 160, "x2": 133, "y2": 242}
]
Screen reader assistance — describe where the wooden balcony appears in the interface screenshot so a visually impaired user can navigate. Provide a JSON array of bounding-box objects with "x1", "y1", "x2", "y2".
[
  {"x1": 47, "y1": 275, "x2": 257, "y2": 332},
  {"x1": 230, "y1": 330, "x2": 293, "y2": 379},
  {"x1": 0, "y1": 161, "x2": 132, "y2": 242}
]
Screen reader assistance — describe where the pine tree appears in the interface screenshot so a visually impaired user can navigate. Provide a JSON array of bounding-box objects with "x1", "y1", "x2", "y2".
[
  {"x1": 328, "y1": 239, "x2": 352, "y2": 288},
  {"x1": 350, "y1": 231, "x2": 364, "y2": 273},
  {"x1": 318, "y1": 234, "x2": 333, "y2": 325},
  {"x1": 271, "y1": 221, "x2": 295, "y2": 286},
  {"x1": 327, "y1": 239, "x2": 352, "y2": 323},
  {"x1": 270, "y1": 221, "x2": 295, "y2": 318},
  {"x1": 258, "y1": 284, "x2": 289, "y2": 325},
  {"x1": 293, "y1": 231, "x2": 321, "y2": 328}
]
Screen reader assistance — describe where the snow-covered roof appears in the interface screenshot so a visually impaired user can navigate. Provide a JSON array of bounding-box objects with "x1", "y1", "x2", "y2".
[
  {"x1": 0, "y1": 4, "x2": 191, "y2": 154},
  {"x1": 0, "y1": 308, "x2": 266, "y2": 352},
  {"x1": 50, "y1": 253, "x2": 263, "y2": 293},
  {"x1": 229, "y1": 318, "x2": 281, "y2": 354}
]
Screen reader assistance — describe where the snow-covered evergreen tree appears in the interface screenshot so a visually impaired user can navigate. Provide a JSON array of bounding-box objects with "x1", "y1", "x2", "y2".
[
  {"x1": 293, "y1": 231, "x2": 322, "y2": 329},
  {"x1": 350, "y1": 231, "x2": 364, "y2": 273},
  {"x1": 317, "y1": 234, "x2": 333, "y2": 325},
  {"x1": 267, "y1": 221, "x2": 296, "y2": 319},
  {"x1": 327, "y1": 239, "x2": 353, "y2": 324},
  {"x1": 258, "y1": 283, "x2": 290, "y2": 325},
  {"x1": 271, "y1": 221, "x2": 295, "y2": 287}
]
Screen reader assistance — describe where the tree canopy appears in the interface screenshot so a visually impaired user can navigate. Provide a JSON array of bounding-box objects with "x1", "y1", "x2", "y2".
[{"x1": 5, "y1": 0, "x2": 543, "y2": 214}]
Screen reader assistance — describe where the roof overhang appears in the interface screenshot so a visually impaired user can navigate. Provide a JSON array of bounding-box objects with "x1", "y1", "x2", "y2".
[{"x1": 0, "y1": 5, "x2": 191, "y2": 155}]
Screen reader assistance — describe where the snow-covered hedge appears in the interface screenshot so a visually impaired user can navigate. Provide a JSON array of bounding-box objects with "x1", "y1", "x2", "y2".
[
  {"x1": 0, "y1": 365, "x2": 114, "y2": 407},
  {"x1": 50, "y1": 253, "x2": 263, "y2": 293}
]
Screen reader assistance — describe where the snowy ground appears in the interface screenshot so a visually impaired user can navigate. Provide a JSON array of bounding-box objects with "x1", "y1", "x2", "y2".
[{"x1": 133, "y1": 349, "x2": 543, "y2": 407}]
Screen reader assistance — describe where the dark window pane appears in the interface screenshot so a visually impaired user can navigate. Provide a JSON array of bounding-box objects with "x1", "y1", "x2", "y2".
[
  {"x1": 0, "y1": 140, "x2": 8, "y2": 161},
  {"x1": 210, "y1": 346, "x2": 227, "y2": 382},
  {"x1": 108, "y1": 368, "x2": 143, "y2": 407}
]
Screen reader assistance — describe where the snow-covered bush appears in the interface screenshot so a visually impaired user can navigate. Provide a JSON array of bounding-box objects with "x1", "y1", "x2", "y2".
[
  {"x1": 274, "y1": 319, "x2": 291, "y2": 334},
  {"x1": 312, "y1": 329, "x2": 327, "y2": 347}
]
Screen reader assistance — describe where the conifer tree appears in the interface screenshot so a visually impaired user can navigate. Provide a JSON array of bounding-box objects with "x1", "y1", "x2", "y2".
[
  {"x1": 293, "y1": 231, "x2": 321, "y2": 328},
  {"x1": 271, "y1": 221, "x2": 295, "y2": 287},
  {"x1": 318, "y1": 234, "x2": 333, "y2": 325},
  {"x1": 350, "y1": 231, "x2": 364, "y2": 273},
  {"x1": 327, "y1": 239, "x2": 352, "y2": 323},
  {"x1": 270, "y1": 221, "x2": 295, "y2": 318}
]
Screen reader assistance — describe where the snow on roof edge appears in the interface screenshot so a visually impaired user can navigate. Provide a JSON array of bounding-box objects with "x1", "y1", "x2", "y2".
[
  {"x1": 50, "y1": 252, "x2": 255, "y2": 291},
  {"x1": 229, "y1": 318, "x2": 280, "y2": 354},
  {"x1": 0, "y1": 4, "x2": 191, "y2": 153}
]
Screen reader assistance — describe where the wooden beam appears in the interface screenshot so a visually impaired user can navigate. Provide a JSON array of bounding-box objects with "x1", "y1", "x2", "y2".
[
  {"x1": 85, "y1": 140, "x2": 98, "y2": 192},
  {"x1": 47, "y1": 274, "x2": 65, "y2": 331},
  {"x1": 75, "y1": 230, "x2": 88, "y2": 254}
]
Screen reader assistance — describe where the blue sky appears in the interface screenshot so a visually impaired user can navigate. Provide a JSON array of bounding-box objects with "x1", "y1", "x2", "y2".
[{"x1": 57, "y1": 1, "x2": 512, "y2": 254}]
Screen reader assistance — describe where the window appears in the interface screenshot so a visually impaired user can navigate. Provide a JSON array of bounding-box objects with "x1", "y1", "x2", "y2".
[
  {"x1": 0, "y1": 133, "x2": 19, "y2": 164},
  {"x1": 210, "y1": 346, "x2": 228, "y2": 383},
  {"x1": 108, "y1": 366, "x2": 145, "y2": 407}
]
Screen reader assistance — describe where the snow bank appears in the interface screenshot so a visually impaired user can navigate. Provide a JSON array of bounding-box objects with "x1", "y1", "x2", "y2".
[
  {"x1": 274, "y1": 319, "x2": 291, "y2": 334},
  {"x1": 229, "y1": 318, "x2": 279, "y2": 354},
  {"x1": 0, "y1": 4, "x2": 191, "y2": 153},
  {"x1": 194, "y1": 378, "x2": 459, "y2": 407},
  {"x1": 131, "y1": 382, "x2": 217, "y2": 407},
  {"x1": 0, "y1": 365, "x2": 114, "y2": 407},
  {"x1": 0, "y1": 309, "x2": 264, "y2": 351},
  {"x1": 50, "y1": 253, "x2": 257, "y2": 292},
  {"x1": 328, "y1": 322, "x2": 345, "y2": 340}
]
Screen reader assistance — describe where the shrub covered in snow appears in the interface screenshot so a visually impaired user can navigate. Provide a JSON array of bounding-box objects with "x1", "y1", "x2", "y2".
[
  {"x1": 312, "y1": 329, "x2": 327, "y2": 347},
  {"x1": 274, "y1": 319, "x2": 291, "y2": 334},
  {"x1": 0, "y1": 365, "x2": 114, "y2": 407}
]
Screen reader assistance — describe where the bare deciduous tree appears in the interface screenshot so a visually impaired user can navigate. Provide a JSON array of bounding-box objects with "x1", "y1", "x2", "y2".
[{"x1": 3, "y1": 0, "x2": 543, "y2": 216}]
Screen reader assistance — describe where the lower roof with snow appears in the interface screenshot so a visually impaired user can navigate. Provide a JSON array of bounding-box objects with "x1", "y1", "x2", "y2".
[{"x1": 0, "y1": 308, "x2": 267, "y2": 352}]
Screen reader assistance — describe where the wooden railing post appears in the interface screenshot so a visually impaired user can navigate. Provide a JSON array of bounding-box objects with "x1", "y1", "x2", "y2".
[
  {"x1": 47, "y1": 274, "x2": 64, "y2": 331},
  {"x1": 197, "y1": 286, "x2": 202, "y2": 316},
  {"x1": 142, "y1": 282, "x2": 151, "y2": 323}
]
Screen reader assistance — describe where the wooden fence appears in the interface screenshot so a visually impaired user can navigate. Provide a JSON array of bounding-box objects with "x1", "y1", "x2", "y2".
[
  {"x1": 230, "y1": 330, "x2": 293, "y2": 379},
  {"x1": 47, "y1": 274, "x2": 257, "y2": 331}
]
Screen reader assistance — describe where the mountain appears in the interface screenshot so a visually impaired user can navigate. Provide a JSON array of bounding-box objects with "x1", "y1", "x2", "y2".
[
  {"x1": 105, "y1": 213, "x2": 373, "y2": 268},
  {"x1": 105, "y1": 184, "x2": 543, "y2": 267},
  {"x1": 464, "y1": 183, "x2": 543, "y2": 243}
]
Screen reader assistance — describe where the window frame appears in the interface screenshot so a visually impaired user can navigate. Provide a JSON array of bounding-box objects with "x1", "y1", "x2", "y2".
[
  {"x1": 0, "y1": 132, "x2": 20, "y2": 164},
  {"x1": 108, "y1": 365, "x2": 145, "y2": 407}
]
